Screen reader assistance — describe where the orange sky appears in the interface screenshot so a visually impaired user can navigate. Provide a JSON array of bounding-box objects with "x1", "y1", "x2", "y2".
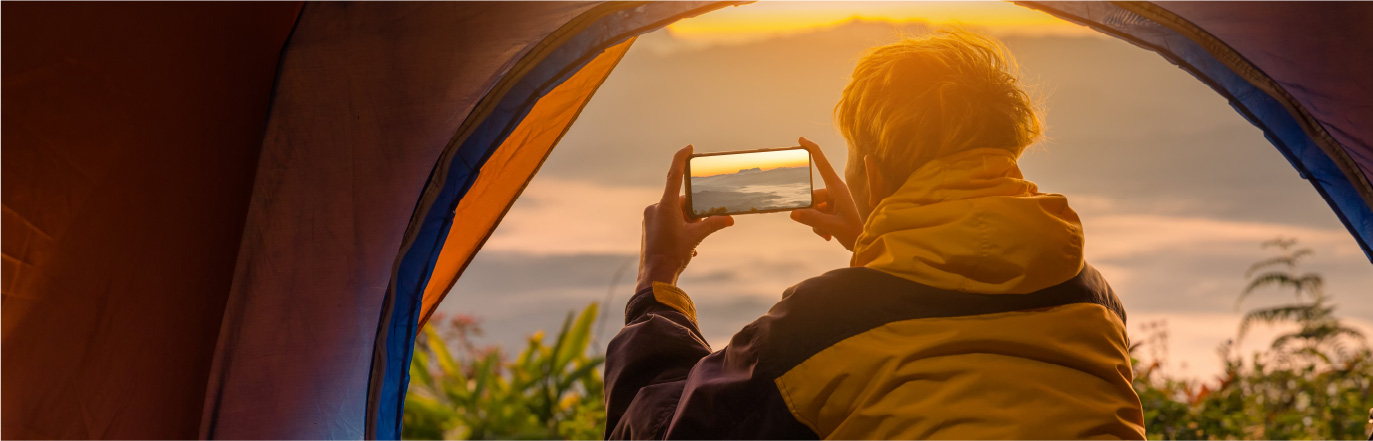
[
  {"x1": 667, "y1": 1, "x2": 1096, "y2": 44},
  {"x1": 445, "y1": 0, "x2": 1373, "y2": 383},
  {"x1": 690, "y1": 148, "x2": 810, "y2": 177}
]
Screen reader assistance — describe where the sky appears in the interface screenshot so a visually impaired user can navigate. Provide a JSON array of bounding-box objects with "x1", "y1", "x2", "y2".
[
  {"x1": 690, "y1": 148, "x2": 810, "y2": 177},
  {"x1": 435, "y1": 2, "x2": 1373, "y2": 383},
  {"x1": 665, "y1": 1, "x2": 1095, "y2": 45}
]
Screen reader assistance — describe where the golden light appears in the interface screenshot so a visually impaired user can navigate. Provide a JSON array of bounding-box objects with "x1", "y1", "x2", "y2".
[
  {"x1": 667, "y1": 1, "x2": 1095, "y2": 43},
  {"x1": 691, "y1": 149, "x2": 811, "y2": 178}
]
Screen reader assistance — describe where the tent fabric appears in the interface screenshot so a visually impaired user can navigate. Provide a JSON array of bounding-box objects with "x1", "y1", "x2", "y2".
[
  {"x1": 1157, "y1": 2, "x2": 1373, "y2": 188},
  {"x1": 198, "y1": 2, "x2": 609, "y2": 439},
  {"x1": 417, "y1": 38, "x2": 636, "y2": 332},
  {"x1": 371, "y1": 3, "x2": 739, "y2": 438},
  {"x1": 1017, "y1": 1, "x2": 1373, "y2": 259},
  {"x1": 1, "y1": 3, "x2": 301, "y2": 439}
]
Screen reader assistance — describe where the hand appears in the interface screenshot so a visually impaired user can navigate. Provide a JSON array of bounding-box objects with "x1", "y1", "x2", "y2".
[
  {"x1": 637, "y1": 145, "x2": 735, "y2": 292},
  {"x1": 789, "y1": 137, "x2": 863, "y2": 251}
]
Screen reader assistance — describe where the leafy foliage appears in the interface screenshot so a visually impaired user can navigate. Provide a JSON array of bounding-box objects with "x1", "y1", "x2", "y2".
[
  {"x1": 402, "y1": 304, "x2": 606, "y2": 440},
  {"x1": 1133, "y1": 238, "x2": 1373, "y2": 440},
  {"x1": 1235, "y1": 238, "x2": 1365, "y2": 360},
  {"x1": 401, "y1": 238, "x2": 1373, "y2": 440}
]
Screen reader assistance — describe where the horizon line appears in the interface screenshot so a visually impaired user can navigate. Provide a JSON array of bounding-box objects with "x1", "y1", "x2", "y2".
[{"x1": 692, "y1": 164, "x2": 808, "y2": 179}]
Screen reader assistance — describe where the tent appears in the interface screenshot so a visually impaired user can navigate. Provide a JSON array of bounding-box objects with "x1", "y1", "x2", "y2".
[{"x1": 3, "y1": 2, "x2": 1369, "y2": 439}]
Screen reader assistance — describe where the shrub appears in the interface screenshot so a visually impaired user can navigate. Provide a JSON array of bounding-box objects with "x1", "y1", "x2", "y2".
[
  {"x1": 403, "y1": 304, "x2": 605, "y2": 440},
  {"x1": 1131, "y1": 238, "x2": 1373, "y2": 440}
]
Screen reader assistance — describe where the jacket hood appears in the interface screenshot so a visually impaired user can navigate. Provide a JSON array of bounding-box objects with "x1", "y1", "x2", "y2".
[{"x1": 851, "y1": 148, "x2": 1084, "y2": 294}]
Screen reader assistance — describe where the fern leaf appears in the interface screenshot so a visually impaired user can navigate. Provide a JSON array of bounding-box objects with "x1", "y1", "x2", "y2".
[
  {"x1": 1237, "y1": 304, "x2": 1316, "y2": 341},
  {"x1": 1237, "y1": 271, "x2": 1298, "y2": 309},
  {"x1": 1244, "y1": 251, "x2": 1307, "y2": 277}
]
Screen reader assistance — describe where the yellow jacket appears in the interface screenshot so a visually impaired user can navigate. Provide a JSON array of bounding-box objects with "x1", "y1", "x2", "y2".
[
  {"x1": 853, "y1": 148, "x2": 1085, "y2": 294},
  {"x1": 606, "y1": 148, "x2": 1144, "y2": 439}
]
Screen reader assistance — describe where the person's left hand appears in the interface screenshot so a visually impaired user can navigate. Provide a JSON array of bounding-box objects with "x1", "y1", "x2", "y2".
[
  {"x1": 637, "y1": 145, "x2": 734, "y2": 292},
  {"x1": 789, "y1": 137, "x2": 863, "y2": 251}
]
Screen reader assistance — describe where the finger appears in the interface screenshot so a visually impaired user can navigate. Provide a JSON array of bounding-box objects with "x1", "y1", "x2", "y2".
[
  {"x1": 689, "y1": 215, "x2": 734, "y2": 240},
  {"x1": 663, "y1": 145, "x2": 693, "y2": 205},
  {"x1": 810, "y1": 188, "x2": 831, "y2": 212},
  {"x1": 792, "y1": 209, "x2": 839, "y2": 241},
  {"x1": 789, "y1": 208, "x2": 844, "y2": 232},
  {"x1": 800, "y1": 136, "x2": 847, "y2": 193},
  {"x1": 812, "y1": 187, "x2": 830, "y2": 203}
]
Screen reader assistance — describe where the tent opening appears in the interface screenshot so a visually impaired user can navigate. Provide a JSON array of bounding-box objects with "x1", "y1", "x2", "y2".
[{"x1": 400, "y1": 2, "x2": 1373, "y2": 439}]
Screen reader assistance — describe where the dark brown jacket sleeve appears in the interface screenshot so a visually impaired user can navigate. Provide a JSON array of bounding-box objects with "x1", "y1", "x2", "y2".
[{"x1": 603, "y1": 285, "x2": 816, "y2": 440}]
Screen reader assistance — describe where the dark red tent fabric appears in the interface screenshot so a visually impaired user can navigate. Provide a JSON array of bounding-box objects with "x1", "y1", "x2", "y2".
[
  {"x1": 1161, "y1": 2, "x2": 1373, "y2": 189},
  {"x1": 2, "y1": 2, "x2": 724, "y2": 439},
  {"x1": 1, "y1": 2, "x2": 300, "y2": 438},
  {"x1": 198, "y1": 3, "x2": 608, "y2": 438}
]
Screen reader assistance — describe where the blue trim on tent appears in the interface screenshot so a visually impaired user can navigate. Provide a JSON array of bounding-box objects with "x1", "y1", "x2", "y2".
[
  {"x1": 1016, "y1": 2, "x2": 1373, "y2": 261},
  {"x1": 370, "y1": 2, "x2": 735, "y2": 438}
]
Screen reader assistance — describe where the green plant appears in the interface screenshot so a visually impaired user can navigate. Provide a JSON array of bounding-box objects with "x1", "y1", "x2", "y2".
[
  {"x1": 1236, "y1": 238, "x2": 1365, "y2": 362},
  {"x1": 1130, "y1": 238, "x2": 1373, "y2": 440},
  {"x1": 403, "y1": 303, "x2": 606, "y2": 440}
]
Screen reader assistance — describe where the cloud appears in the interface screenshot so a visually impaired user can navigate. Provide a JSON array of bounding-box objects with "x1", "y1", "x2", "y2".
[
  {"x1": 482, "y1": 176, "x2": 853, "y2": 299},
  {"x1": 1076, "y1": 211, "x2": 1373, "y2": 318},
  {"x1": 549, "y1": 24, "x2": 1347, "y2": 231},
  {"x1": 480, "y1": 179, "x2": 657, "y2": 254},
  {"x1": 447, "y1": 251, "x2": 639, "y2": 296},
  {"x1": 1085, "y1": 213, "x2": 1361, "y2": 261},
  {"x1": 456, "y1": 174, "x2": 1373, "y2": 378},
  {"x1": 436, "y1": 25, "x2": 1373, "y2": 380},
  {"x1": 1129, "y1": 312, "x2": 1373, "y2": 383},
  {"x1": 437, "y1": 248, "x2": 803, "y2": 353}
]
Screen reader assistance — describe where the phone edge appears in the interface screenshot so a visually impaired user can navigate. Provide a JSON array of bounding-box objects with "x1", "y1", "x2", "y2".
[{"x1": 684, "y1": 145, "x2": 816, "y2": 218}]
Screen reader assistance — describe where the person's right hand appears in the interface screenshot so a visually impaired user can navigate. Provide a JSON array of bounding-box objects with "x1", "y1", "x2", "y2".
[
  {"x1": 790, "y1": 137, "x2": 863, "y2": 251},
  {"x1": 637, "y1": 145, "x2": 734, "y2": 293}
]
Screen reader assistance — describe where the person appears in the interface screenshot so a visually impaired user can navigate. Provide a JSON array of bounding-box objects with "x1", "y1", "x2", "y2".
[{"x1": 604, "y1": 29, "x2": 1145, "y2": 440}]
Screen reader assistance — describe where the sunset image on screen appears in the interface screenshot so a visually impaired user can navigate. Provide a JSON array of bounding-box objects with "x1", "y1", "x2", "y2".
[{"x1": 689, "y1": 148, "x2": 812, "y2": 217}]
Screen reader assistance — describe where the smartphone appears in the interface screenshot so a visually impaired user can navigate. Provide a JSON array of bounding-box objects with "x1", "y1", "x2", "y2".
[{"x1": 686, "y1": 146, "x2": 814, "y2": 218}]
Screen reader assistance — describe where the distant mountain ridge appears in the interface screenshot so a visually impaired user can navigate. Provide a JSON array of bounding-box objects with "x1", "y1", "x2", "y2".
[
  {"x1": 548, "y1": 11, "x2": 1326, "y2": 227},
  {"x1": 692, "y1": 165, "x2": 810, "y2": 188}
]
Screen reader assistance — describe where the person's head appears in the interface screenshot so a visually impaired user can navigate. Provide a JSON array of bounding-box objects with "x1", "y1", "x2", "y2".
[{"x1": 835, "y1": 28, "x2": 1042, "y2": 219}]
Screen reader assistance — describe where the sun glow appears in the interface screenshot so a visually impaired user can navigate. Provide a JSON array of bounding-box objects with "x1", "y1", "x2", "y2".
[
  {"x1": 668, "y1": 1, "x2": 1095, "y2": 44},
  {"x1": 690, "y1": 148, "x2": 811, "y2": 178}
]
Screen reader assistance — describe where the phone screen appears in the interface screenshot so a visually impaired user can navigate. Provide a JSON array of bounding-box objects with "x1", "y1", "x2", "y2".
[{"x1": 687, "y1": 147, "x2": 813, "y2": 217}]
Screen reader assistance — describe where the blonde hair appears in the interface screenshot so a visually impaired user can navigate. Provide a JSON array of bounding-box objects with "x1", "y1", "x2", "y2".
[{"x1": 835, "y1": 28, "x2": 1043, "y2": 186}]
